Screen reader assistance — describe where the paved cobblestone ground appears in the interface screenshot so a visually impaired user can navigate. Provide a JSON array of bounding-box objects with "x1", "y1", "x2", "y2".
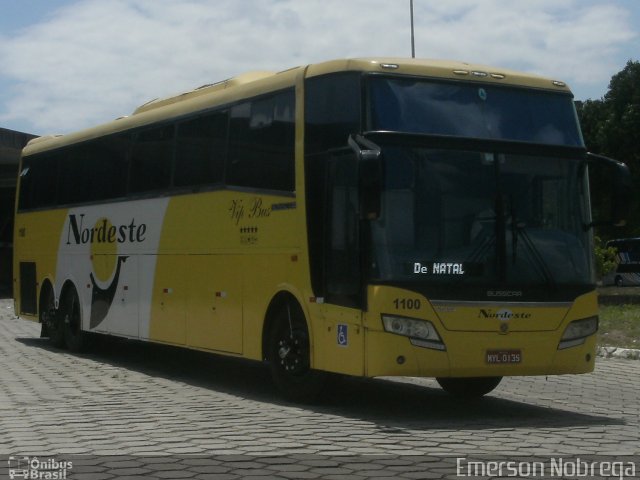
[{"x1": 0, "y1": 299, "x2": 638, "y2": 479}]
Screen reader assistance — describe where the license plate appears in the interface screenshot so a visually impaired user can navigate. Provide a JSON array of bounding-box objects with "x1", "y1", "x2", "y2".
[{"x1": 486, "y1": 350, "x2": 522, "y2": 364}]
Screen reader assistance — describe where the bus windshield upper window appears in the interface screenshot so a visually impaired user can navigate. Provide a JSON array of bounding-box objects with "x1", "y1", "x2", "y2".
[
  {"x1": 305, "y1": 72, "x2": 361, "y2": 153},
  {"x1": 368, "y1": 77, "x2": 584, "y2": 147}
]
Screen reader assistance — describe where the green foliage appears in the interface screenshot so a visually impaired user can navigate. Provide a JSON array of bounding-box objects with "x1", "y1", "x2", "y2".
[
  {"x1": 576, "y1": 60, "x2": 640, "y2": 239},
  {"x1": 598, "y1": 303, "x2": 640, "y2": 348},
  {"x1": 594, "y1": 236, "x2": 618, "y2": 277}
]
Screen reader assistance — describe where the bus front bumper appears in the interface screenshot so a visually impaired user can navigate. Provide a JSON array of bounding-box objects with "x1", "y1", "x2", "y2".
[{"x1": 365, "y1": 329, "x2": 597, "y2": 378}]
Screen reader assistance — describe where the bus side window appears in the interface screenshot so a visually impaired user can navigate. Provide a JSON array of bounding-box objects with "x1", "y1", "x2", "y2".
[
  {"x1": 58, "y1": 147, "x2": 90, "y2": 205},
  {"x1": 88, "y1": 134, "x2": 130, "y2": 201},
  {"x1": 129, "y1": 125, "x2": 175, "y2": 194},
  {"x1": 175, "y1": 111, "x2": 227, "y2": 188},
  {"x1": 227, "y1": 90, "x2": 295, "y2": 192},
  {"x1": 17, "y1": 159, "x2": 35, "y2": 210},
  {"x1": 19, "y1": 154, "x2": 58, "y2": 210}
]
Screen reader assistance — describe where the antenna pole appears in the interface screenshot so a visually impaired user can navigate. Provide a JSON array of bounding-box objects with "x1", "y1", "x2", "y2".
[{"x1": 410, "y1": 0, "x2": 416, "y2": 58}]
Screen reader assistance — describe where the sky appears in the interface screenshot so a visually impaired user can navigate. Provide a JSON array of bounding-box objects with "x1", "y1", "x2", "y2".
[{"x1": 0, "y1": 0, "x2": 638, "y2": 136}]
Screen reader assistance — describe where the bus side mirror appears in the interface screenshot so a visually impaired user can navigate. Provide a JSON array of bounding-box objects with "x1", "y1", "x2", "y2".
[
  {"x1": 348, "y1": 135, "x2": 383, "y2": 220},
  {"x1": 586, "y1": 153, "x2": 632, "y2": 228}
]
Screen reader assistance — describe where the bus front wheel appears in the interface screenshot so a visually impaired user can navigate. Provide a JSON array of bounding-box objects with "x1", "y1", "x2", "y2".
[
  {"x1": 267, "y1": 300, "x2": 325, "y2": 402},
  {"x1": 436, "y1": 376, "x2": 502, "y2": 398},
  {"x1": 61, "y1": 286, "x2": 86, "y2": 352}
]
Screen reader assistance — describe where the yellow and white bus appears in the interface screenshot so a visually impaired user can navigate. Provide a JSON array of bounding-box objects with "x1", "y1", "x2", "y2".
[{"x1": 13, "y1": 58, "x2": 630, "y2": 400}]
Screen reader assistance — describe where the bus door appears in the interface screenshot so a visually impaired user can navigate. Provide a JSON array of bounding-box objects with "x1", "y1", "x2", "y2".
[{"x1": 315, "y1": 151, "x2": 364, "y2": 376}]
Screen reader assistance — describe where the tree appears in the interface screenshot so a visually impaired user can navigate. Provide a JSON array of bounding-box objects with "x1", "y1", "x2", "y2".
[
  {"x1": 593, "y1": 236, "x2": 618, "y2": 278},
  {"x1": 576, "y1": 60, "x2": 640, "y2": 239}
]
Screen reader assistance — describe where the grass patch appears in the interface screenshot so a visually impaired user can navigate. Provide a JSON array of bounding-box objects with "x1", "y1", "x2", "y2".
[{"x1": 598, "y1": 304, "x2": 640, "y2": 349}]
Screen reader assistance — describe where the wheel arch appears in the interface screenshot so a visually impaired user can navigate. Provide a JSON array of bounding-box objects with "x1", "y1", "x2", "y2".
[
  {"x1": 38, "y1": 279, "x2": 56, "y2": 322},
  {"x1": 261, "y1": 289, "x2": 310, "y2": 361},
  {"x1": 59, "y1": 279, "x2": 84, "y2": 326},
  {"x1": 60, "y1": 279, "x2": 78, "y2": 299}
]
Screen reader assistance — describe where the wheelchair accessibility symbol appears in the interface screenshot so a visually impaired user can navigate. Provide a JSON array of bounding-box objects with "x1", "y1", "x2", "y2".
[{"x1": 337, "y1": 324, "x2": 348, "y2": 347}]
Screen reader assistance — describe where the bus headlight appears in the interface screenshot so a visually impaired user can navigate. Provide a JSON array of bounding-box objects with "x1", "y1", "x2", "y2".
[
  {"x1": 558, "y1": 316, "x2": 598, "y2": 350},
  {"x1": 382, "y1": 315, "x2": 446, "y2": 351}
]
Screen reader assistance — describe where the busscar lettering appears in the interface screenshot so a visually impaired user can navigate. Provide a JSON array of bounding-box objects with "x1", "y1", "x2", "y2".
[
  {"x1": 66, "y1": 214, "x2": 147, "y2": 245},
  {"x1": 487, "y1": 290, "x2": 523, "y2": 298}
]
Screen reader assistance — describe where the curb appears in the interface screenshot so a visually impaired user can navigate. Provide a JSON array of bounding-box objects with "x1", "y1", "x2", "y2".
[{"x1": 597, "y1": 346, "x2": 640, "y2": 361}]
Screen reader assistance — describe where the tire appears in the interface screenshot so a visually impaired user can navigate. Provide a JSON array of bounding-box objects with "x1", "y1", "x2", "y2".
[
  {"x1": 436, "y1": 376, "x2": 502, "y2": 398},
  {"x1": 615, "y1": 276, "x2": 623, "y2": 287},
  {"x1": 266, "y1": 300, "x2": 325, "y2": 402},
  {"x1": 40, "y1": 286, "x2": 64, "y2": 348},
  {"x1": 61, "y1": 286, "x2": 86, "y2": 352}
]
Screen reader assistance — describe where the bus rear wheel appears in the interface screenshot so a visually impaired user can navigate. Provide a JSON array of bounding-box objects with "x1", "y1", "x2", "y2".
[
  {"x1": 436, "y1": 376, "x2": 502, "y2": 398},
  {"x1": 40, "y1": 286, "x2": 64, "y2": 348},
  {"x1": 615, "y1": 276, "x2": 624, "y2": 287},
  {"x1": 267, "y1": 300, "x2": 325, "y2": 402},
  {"x1": 61, "y1": 286, "x2": 86, "y2": 352}
]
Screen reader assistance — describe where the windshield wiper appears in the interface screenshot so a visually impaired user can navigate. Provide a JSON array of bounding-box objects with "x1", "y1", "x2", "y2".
[{"x1": 509, "y1": 204, "x2": 557, "y2": 290}]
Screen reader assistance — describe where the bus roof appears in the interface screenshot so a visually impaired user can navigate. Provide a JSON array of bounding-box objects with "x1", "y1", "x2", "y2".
[{"x1": 23, "y1": 57, "x2": 573, "y2": 156}]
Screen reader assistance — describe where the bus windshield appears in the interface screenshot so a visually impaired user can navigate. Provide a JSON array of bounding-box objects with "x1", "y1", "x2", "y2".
[
  {"x1": 369, "y1": 143, "x2": 594, "y2": 289},
  {"x1": 369, "y1": 77, "x2": 584, "y2": 147}
]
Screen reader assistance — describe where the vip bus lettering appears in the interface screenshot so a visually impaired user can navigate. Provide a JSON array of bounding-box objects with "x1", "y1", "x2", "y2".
[
  {"x1": 66, "y1": 214, "x2": 147, "y2": 245},
  {"x1": 229, "y1": 200, "x2": 245, "y2": 225},
  {"x1": 249, "y1": 198, "x2": 271, "y2": 219},
  {"x1": 229, "y1": 198, "x2": 271, "y2": 225}
]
